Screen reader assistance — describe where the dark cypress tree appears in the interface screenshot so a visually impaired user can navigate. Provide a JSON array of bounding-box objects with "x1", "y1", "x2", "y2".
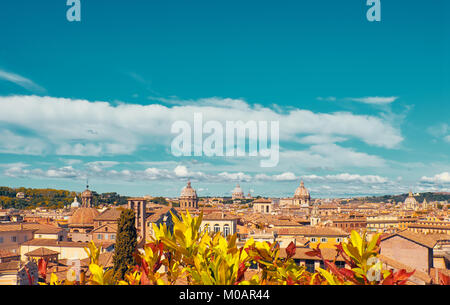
[{"x1": 112, "y1": 209, "x2": 137, "y2": 281}]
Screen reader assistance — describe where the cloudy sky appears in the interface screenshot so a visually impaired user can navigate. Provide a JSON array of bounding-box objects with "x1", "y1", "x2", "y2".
[{"x1": 0, "y1": 0, "x2": 449, "y2": 198}]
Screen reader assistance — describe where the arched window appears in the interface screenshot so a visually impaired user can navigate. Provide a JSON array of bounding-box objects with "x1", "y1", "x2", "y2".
[
  {"x1": 204, "y1": 224, "x2": 210, "y2": 233},
  {"x1": 223, "y1": 224, "x2": 230, "y2": 237},
  {"x1": 214, "y1": 224, "x2": 220, "y2": 233}
]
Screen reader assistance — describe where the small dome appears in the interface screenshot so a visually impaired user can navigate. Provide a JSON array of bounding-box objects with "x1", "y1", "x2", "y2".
[
  {"x1": 294, "y1": 180, "x2": 310, "y2": 198},
  {"x1": 180, "y1": 181, "x2": 198, "y2": 199},
  {"x1": 71, "y1": 197, "x2": 80, "y2": 208},
  {"x1": 81, "y1": 189, "x2": 93, "y2": 198},
  {"x1": 69, "y1": 207, "x2": 100, "y2": 227}
]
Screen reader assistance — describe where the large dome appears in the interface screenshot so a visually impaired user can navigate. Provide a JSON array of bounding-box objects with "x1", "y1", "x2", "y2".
[
  {"x1": 180, "y1": 181, "x2": 198, "y2": 199},
  {"x1": 232, "y1": 184, "x2": 244, "y2": 197},
  {"x1": 294, "y1": 180, "x2": 310, "y2": 198},
  {"x1": 404, "y1": 191, "x2": 418, "y2": 208},
  {"x1": 69, "y1": 207, "x2": 100, "y2": 227}
]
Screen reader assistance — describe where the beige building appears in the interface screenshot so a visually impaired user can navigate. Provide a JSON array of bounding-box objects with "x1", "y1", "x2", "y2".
[
  {"x1": 252, "y1": 198, "x2": 273, "y2": 214},
  {"x1": 201, "y1": 213, "x2": 237, "y2": 237},
  {"x1": 0, "y1": 224, "x2": 34, "y2": 253},
  {"x1": 19, "y1": 239, "x2": 114, "y2": 262}
]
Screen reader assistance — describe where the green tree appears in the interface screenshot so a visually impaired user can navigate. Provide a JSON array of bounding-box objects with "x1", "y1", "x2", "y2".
[{"x1": 112, "y1": 209, "x2": 137, "y2": 281}]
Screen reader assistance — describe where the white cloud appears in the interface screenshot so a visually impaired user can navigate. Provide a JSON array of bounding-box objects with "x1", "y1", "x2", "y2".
[
  {"x1": 0, "y1": 70, "x2": 45, "y2": 93},
  {"x1": 5, "y1": 165, "x2": 81, "y2": 179},
  {"x1": 303, "y1": 173, "x2": 389, "y2": 184},
  {"x1": 0, "y1": 95, "x2": 403, "y2": 159},
  {"x1": 421, "y1": 172, "x2": 450, "y2": 184},
  {"x1": 348, "y1": 96, "x2": 399, "y2": 105},
  {"x1": 254, "y1": 172, "x2": 298, "y2": 182},
  {"x1": 0, "y1": 130, "x2": 47, "y2": 155},
  {"x1": 280, "y1": 144, "x2": 386, "y2": 169}
]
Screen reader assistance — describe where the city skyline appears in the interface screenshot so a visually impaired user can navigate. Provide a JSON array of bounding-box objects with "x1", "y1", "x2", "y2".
[{"x1": 0, "y1": 0, "x2": 449, "y2": 197}]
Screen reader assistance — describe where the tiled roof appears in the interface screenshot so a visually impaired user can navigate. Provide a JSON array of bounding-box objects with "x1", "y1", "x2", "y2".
[
  {"x1": 279, "y1": 247, "x2": 345, "y2": 261},
  {"x1": 276, "y1": 227, "x2": 349, "y2": 237},
  {"x1": 381, "y1": 230, "x2": 438, "y2": 249},
  {"x1": 24, "y1": 247, "x2": 59, "y2": 257},
  {"x1": 94, "y1": 208, "x2": 122, "y2": 221},
  {"x1": 0, "y1": 222, "x2": 63, "y2": 233},
  {"x1": 0, "y1": 250, "x2": 20, "y2": 259},
  {"x1": 21, "y1": 238, "x2": 114, "y2": 249},
  {"x1": 91, "y1": 223, "x2": 118, "y2": 234},
  {"x1": 202, "y1": 212, "x2": 238, "y2": 220},
  {"x1": 80, "y1": 251, "x2": 114, "y2": 268}
]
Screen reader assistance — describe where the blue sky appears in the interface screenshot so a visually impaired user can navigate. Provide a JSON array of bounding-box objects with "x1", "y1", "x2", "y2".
[{"x1": 0, "y1": 0, "x2": 449, "y2": 198}]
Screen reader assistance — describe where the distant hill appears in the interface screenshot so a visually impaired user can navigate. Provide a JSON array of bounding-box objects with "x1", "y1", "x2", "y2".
[
  {"x1": 0, "y1": 186, "x2": 129, "y2": 210},
  {"x1": 347, "y1": 192, "x2": 450, "y2": 204}
]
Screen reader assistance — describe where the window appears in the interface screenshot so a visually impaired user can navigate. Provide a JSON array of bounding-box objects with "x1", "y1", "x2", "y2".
[
  {"x1": 336, "y1": 238, "x2": 342, "y2": 243},
  {"x1": 320, "y1": 237, "x2": 328, "y2": 243},
  {"x1": 24, "y1": 235, "x2": 28, "y2": 242},
  {"x1": 336, "y1": 261, "x2": 345, "y2": 268},
  {"x1": 11, "y1": 236, "x2": 17, "y2": 242},
  {"x1": 310, "y1": 237, "x2": 317, "y2": 243},
  {"x1": 110, "y1": 234, "x2": 115, "y2": 240},
  {"x1": 97, "y1": 234, "x2": 103, "y2": 240},
  {"x1": 104, "y1": 234, "x2": 108, "y2": 240},
  {"x1": 305, "y1": 260, "x2": 315, "y2": 273},
  {"x1": 214, "y1": 224, "x2": 220, "y2": 233},
  {"x1": 223, "y1": 224, "x2": 230, "y2": 237},
  {"x1": 204, "y1": 224, "x2": 210, "y2": 233},
  {"x1": 0, "y1": 237, "x2": 3, "y2": 243}
]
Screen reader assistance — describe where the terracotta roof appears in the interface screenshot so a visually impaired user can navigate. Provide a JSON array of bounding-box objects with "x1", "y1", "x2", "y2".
[
  {"x1": 381, "y1": 230, "x2": 438, "y2": 249},
  {"x1": 94, "y1": 208, "x2": 122, "y2": 221},
  {"x1": 279, "y1": 247, "x2": 345, "y2": 262},
  {"x1": 91, "y1": 223, "x2": 118, "y2": 234},
  {"x1": 253, "y1": 198, "x2": 272, "y2": 204},
  {"x1": 276, "y1": 227, "x2": 349, "y2": 237},
  {"x1": 202, "y1": 212, "x2": 238, "y2": 221},
  {"x1": 24, "y1": 247, "x2": 59, "y2": 257},
  {"x1": 0, "y1": 250, "x2": 20, "y2": 259},
  {"x1": 146, "y1": 207, "x2": 178, "y2": 223},
  {"x1": 80, "y1": 251, "x2": 114, "y2": 268},
  {"x1": 0, "y1": 223, "x2": 36, "y2": 232},
  {"x1": 21, "y1": 238, "x2": 114, "y2": 249}
]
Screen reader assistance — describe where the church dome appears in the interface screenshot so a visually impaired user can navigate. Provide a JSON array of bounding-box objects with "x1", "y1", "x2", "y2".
[
  {"x1": 180, "y1": 181, "x2": 198, "y2": 199},
  {"x1": 68, "y1": 207, "x2": 100, "y2": 227},
  {"x1": 232, "y1": 184, "x2": 244, "y2": 198},
  {"x1": 404, "y1": 191, "x2": 418, "y2": 208},
  {"x1": 294, "y1": 180, "x2": 310, "y2": 199}
]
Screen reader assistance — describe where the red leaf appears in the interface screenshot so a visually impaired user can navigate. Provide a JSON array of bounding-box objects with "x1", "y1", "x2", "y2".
[
  {"x1": 38, "y1": 258, "x2": 48, "y2": 279},
  {"x1": 286, "y1": 242, "x2": 296, "y2": 259},
  {"x1": 439, "y1": 272, "x2": 450, "y2": 285}
]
